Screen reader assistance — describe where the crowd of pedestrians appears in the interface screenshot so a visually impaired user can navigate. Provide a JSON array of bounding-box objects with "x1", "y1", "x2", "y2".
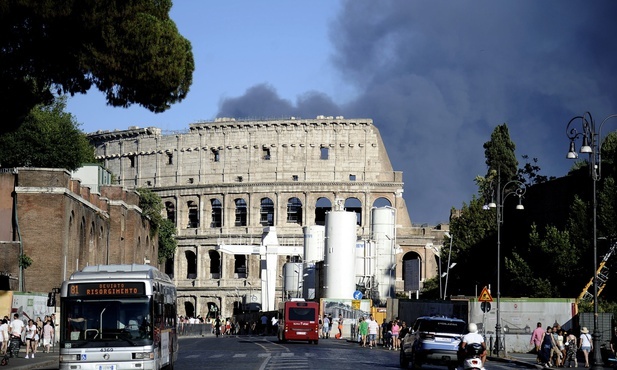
[{"x1": 0, "y1": 313, "x2": 55, "y2": 359}]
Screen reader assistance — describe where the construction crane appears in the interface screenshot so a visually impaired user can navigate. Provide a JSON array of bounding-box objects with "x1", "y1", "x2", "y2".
[{"x1": 579, "y1": 240, "x2": 617, "y2": 302}]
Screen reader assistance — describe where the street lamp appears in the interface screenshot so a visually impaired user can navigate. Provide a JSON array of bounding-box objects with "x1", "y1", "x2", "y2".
[
  {"x1": 443, "y1": 232, "x2": 454, "y2": 300},
  {"x1": 566, "y1": 112, "x2": 617, "y2": 370},
  {"x1": 488, "y1": 170, "x2": 526, "y2": 357}
]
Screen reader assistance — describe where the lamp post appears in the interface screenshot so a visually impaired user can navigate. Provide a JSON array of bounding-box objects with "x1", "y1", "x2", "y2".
[
  {"x1": 425, "y1": 243, "x2": 442, "y2": 299},
  {"x1": 566, "y1": 112, "x2": 617, "y2": 370},
  {"x1": 488, "y1": 170, "x2": 526, "y2": 357},
  {"x1": 443, "y1": 232, "x2": 454, "y2": 300}
]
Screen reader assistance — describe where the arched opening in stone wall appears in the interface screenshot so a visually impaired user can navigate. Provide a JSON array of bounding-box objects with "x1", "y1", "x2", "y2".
[
  {"x1": 209, "y1": 250, "x2": 221, "y2": 279},
  {"x1": 79, "y1": 217, "x2": 86, "y2": 269},
  {"x1": 260, "y1": 198, "x2": 274, "y2": 226},
  {"x1": 373, "y1": 197, "x2": 392, "y2": 207},
  {"x1": 185, "y1": 250, "x2": 197, "y2": 279},
  {"x1": 164, "y1": 257, "x2": 174, "y2": 278},
  {"x1": 286, "y1": 197, "x2": 302, "y2": 225},
  {"x1": 314, "y1": 197, "x2": 331, "y2": 225},
  {"x1": 234, "y1": 255, "x2": 247, "y2": 278},
  {"x1": 402, "y1": 252, "x2": 422, "y2": 292},
  {"x1": 184, "y1": 301, "x2": 195, "y2": 318},
  {"x1": 207, "y1": 301, "x2": 219, "y2": 319},
  {"x1": 165, "y1": 201, "x2": 176, "y2": 223},
  {"x1": 234, "y1": 198, "x2": 247, "y2": 227},
  {"x1": 187, "y1": 201, "x2": 199, "y2": 228},
  {"x1": 211, "y1": 198, "x2": 222, "y2": 227},
  {"x1": 345, "y1": 197, "x2": 362, "y2": 226}
]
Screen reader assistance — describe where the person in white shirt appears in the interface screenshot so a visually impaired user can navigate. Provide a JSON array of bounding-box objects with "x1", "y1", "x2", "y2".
[
  {"x1": 461, "y1": 323, "x2": 486, "y2": 366},
  {"x1": 9, "y1": 314, "x2": 24, "y2": 338},
  {"x1": 24, "y1": 319, "x2": 37, "y2": 359},
  {"x1": 367, "y1": 314, "x2": 380, "y2": 348},
  {"x1": 0, "y1": 318, "x2": 8, "y2": 355}
]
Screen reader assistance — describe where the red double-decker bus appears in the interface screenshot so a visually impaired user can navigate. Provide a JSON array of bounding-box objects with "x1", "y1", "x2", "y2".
[{"x1": 277, "y1": 299, "x2": 320, "y2": 344}]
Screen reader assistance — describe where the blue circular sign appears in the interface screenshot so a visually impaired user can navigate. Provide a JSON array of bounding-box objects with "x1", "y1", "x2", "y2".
[{"x1": 353, "y1": 290, "x2": 363, "y2": 300}]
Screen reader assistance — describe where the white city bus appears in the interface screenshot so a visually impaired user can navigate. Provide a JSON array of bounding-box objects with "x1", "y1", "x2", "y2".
[{"x1": 59, "y1": 264, "x2": 177, "y2": 370}]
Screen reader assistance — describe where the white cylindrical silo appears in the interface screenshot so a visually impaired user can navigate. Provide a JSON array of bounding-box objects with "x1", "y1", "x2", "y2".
[
  {"x1": 303, "y1": 225, "x2": 325, "y2": 263},
  {"x1": 283, "y1": 262, "x2": 303, "y2": 299},
  {"x1": 371, "y1": 207, "x2": 396, "y2": 302},
  {"x1": 324, "y1": 211, "x2": 357, "y2": 299}
]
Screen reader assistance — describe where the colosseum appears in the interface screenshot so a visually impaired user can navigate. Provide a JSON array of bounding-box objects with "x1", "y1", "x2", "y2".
[{"x1": 88, "y1": 116, "x2": 446, "y2": 319}]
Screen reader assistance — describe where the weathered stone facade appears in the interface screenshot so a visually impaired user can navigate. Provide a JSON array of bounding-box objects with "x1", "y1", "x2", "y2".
[
  {"x1": 0, "y1": 168, "x2": 156, "y2": 293},
  {"x1": 88, "y1": 117, "x2": 447, "y2": 318}
]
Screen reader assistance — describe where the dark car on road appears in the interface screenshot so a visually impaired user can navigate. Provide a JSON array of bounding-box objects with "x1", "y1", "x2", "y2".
[{"x1": 399, "y1": 315, "x2": 466, "y2": 369}]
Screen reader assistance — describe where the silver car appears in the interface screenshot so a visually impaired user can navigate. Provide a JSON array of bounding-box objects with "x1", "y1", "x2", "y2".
[{"x1": 399, "y1": 316, "x2": 466, "y2": 369}]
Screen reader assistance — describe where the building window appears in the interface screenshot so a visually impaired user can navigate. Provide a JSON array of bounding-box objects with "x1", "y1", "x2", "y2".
[
  {"x1": 129, "y1": 155, "x2": 136, "y2": 167},
  {"x1": 187, "y1": 201, "x2": 199, "y2": 228},
  {"x1": 185, "y1": 250, "x2": 197, "y2": 279},
  {"x1": 260, "y1": 198, "x2": 274, "y2": 226},
  {"x1": 349, "y1": 174, "x2": 356, "y2": 181},
  {"x1": 188, "y1": 178, "x2": 194, "y2": 184},
  {"x1": 165, "y1": 201, "x2": 176, "y2": 223},
  {"x1": 234, "y1": 255, "x2": 247, "y2": 278},
  {"x1": 209, "y1": 250, "x2": 220, "y2": 279},
  {"x1": 292, "y1": 175, "x2": 299, "y2": 181},
  {"x1": 287, "y1": 197, "x2": 303, "y2": 225},
  {"x1": 235, "y1": 198, "x2": 247, "y2": 227},
  {"x1": 236, "y1": 176, "x2": 243, "y2": 183},
  {"x1": 211, "y1": 199, "x2": 222, "y2": 228},
  {"x1": 320, "y1": 147, "x2": 329, "y2": 160},
  {"x1": 167, "y1": 153, "x2": 173, "y2": 165},
  {"x1": 211, "y1": 148, "x2": 220, "y2": 162},
  {"x1": 263, "y1": 148, "x2": 271, "y2": 160}
]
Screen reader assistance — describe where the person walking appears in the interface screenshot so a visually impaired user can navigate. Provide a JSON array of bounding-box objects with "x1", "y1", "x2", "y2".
[
  {"x1": 0, "y1": 318, "x2": 8, "y2": 355},
  {"x1": 358, "y1": 317, "x2": 368, "y2": 347},
  {"x1": 24, "y1": 319, "x2": 37, "y2": 359},
  {"x1": 540, "y1": 325, "x2": 554, "y2": 367},
  {"x1": 564, "y1": 331, "x2": 577, "y2": 368},
  {"x1": 530, "y1": 322, "x2": 545, "y2": 364},
  {"x1": 322, "y1": 315, "x2": 330, "y2": 339},
  {"x1": 391, "y1": 320, "x2": 401, "y2": 351},
  {"x1": 367, "y1": 315, "x2": 379, "y2": 348},
  {"x1": 579, "y1": 326, "x2": 593, "y2": 368},
  {"x1": 336, "y1": 314, "x2": 343, "y2": 339},
  {"x1": 42, "y1": 318, "x2": 54, "y2": 353}
]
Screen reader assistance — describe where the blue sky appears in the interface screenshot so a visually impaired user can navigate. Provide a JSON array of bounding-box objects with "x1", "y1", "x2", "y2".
[{"x1": 66, "y1": 0, "x2": 617, "y2": 225}]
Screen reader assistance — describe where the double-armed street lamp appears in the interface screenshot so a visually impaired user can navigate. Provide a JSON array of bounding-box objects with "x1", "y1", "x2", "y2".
[
  {"x1": 566, "y1": 112, "x2": 617, "y2": 370},
  {"x1": 443, "y1": 232, "x2": 456, "y2": 300},
  {"x1": 488, "y1": 171, "x2": 526, "y2": 357}
]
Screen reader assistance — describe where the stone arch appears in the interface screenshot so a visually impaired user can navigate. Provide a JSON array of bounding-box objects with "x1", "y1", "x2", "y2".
[
  {"x1": 372, "y1": 197, "x2": 392, "y2": 208},
  {"x1": 345, "y1": 197, "x2": 362, "y2": 226},
  {"x1": 286, "y1": 197, "x2": 302, "y2": 225},
  {"x1": 187, "y1": 200, "x2": 199, "y2": 228},
  {"x1": 185, "y1": 250, "x2": 197, "y2": 279},
  {"x1": 314, "y1": 197, "x2": 332, "y2": 226},
  {"x1": 209, "y1": 250, "x2": 221, "y2": 279},
  {"x1": 402, "y1": 251, "x2": 422, "y2": 292},
  {"x1": 210, "y1": 198, "x2": 223, "y2": 227},
  {"x1": 165, "y1": 200, "x2": 176, "y2": 223},
  {"x1": 234, "y1": 198, "x2": 247, "y2": 227},
  {"x1": 260, "y1": 197, "x2": 274, "y2": 226}
]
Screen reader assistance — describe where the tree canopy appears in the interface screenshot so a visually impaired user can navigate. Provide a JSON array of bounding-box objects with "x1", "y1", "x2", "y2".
[
  {"x1": 136, "y1": 187, "x2": 177, "y2": 264},
  {"x1": 0, "y1": 97, "x2": 95, "y2": 170},
  {"x1": 0, "y1": 0, "x2": 194, "y2": 134}
]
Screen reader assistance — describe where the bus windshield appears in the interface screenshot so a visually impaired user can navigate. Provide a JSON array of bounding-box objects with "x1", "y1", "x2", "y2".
[{"x1": 61, "y1": 297, "x2": 153, "y2": 348}]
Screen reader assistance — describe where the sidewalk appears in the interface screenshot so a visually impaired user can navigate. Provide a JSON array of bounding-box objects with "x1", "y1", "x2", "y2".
[
  {"x1": 489, "y1": 352, "x2": 616, "y2": 369},
  {"x1": 2, "y1": 346, "x2": 59, "y2": 370}
]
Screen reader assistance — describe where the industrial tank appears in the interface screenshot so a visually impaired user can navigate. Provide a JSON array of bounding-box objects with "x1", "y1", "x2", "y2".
[
  {"x1": 283, "y1": 262, "x2": 303, "y2": 299},
  {"x1": 303, "y1": 225, "x2": 325, "y2": 263},
  {"x1": 323, "y1": 211, "x2": 357, "y2": 299},
  {"x1": 371, "y1": 206, "x2": 396, "y2": 302}
]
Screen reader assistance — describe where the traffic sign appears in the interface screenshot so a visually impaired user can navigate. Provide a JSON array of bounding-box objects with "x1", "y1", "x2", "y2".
[
  {"x1": 481, "y1": 302, "x2": 491, "y2": 313},
  {"x1": 478, "y1": 286, "x2": 493, "y2": 302},
  {"x1": 353, "y1": 290, "x2": 363, "y2": 300}
]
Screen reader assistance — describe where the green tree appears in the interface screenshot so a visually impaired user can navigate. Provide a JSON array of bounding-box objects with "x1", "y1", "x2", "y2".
[
  {"x1": 0, "y1": 0, "x2": 194, "y2": 134},
  {"x1": 0, "y1": 97, "x2": 95, "y2": 170},
  {"x1": 136, "y1": 188, "x2": 177, "y2": 263},
  {"x1": 483, "y1": 123, "x2": 518, "y2": 184}
]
